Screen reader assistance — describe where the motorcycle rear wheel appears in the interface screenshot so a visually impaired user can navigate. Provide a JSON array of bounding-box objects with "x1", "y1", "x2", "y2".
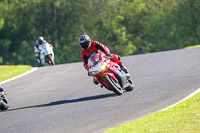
[
  {"x1": 0, "y1": 99, "x2": 9, "y2": 110},
  {"x1": 103, "y1": 75, "x2": 123, "y2": 95},
  {"x1": 125, "y1": 85, "x2": 134, "y2": 91},
  {"x1": 125, "y1": 79, "x2": 134, "y2": 91}
]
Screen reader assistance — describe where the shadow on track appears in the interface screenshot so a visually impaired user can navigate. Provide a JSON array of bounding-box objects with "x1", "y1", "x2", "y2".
[{"x1": 5, "y1": 93, "x2": 116, "y2": 112}]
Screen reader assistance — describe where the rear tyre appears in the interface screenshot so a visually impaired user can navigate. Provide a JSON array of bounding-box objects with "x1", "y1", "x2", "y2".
[
  {"x1": 125, "y1": 85, "x2": 134, "y2": 91},
  {"x1": 103, "y1": 75, "x2": 123, "y2": 95},
  {"x1": 0, "y1": 99, "x2": 9, "y2": 110}
]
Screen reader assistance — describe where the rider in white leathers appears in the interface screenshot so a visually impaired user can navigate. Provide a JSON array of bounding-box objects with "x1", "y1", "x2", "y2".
[{"x1": 34, "y1": 36, "x2": 54, "y2": 65}]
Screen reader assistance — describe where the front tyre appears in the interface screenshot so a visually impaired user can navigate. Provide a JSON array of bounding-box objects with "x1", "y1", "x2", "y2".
[
  {"x1": 46, "y1": 55, "x2": 55, "y2": 66},
  {"x1": 103, "y1": 75, "x2": 123, "y2": 95},
  {"x1": 0, "y1": 99, "x2": 9, "y2": 110}
]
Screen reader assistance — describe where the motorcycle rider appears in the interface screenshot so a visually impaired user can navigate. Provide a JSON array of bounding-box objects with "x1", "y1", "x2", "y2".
[
  {"x1": 78, "y1": 35, "x2": 129, "y2": 85},
  {"x1": 34, "y1": 36, "x2": 54, "y2": 64}
]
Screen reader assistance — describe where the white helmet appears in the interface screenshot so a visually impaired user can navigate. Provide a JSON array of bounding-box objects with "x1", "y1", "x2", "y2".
[{"x1": 37, "y1": 36, "x2": 44, "y2": 45}]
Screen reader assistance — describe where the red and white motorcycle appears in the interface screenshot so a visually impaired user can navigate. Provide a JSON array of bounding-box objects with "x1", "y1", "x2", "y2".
[{"x1": 88, "y1": 52, "x2": 134, "y2": 95}]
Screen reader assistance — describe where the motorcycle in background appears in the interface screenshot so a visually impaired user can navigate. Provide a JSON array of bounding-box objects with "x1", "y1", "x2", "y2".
[
  {"x1": 37, "y1": 43, "x2": 55, "y2": 66},
  {"x1": 88, "y1": 52, "x2": 134, "y2": 95},
  {"x1": 0, "y1": 87, "x2": 9, "y2": 110}
]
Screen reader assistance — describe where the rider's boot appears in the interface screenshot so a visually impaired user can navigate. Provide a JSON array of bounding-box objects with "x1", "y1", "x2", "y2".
[
  {"x1": 93, "y1": 77, "x2": 99, "y2": 85},
  {"x1": 119, "y1": 63, "x2": 129, "y2": 74},
  {"x1": 119, "y1": 63, "x2": 134, "y2": 86}
]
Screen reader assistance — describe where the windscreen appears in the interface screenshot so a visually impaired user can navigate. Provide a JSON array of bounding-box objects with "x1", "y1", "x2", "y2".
[{"x1": 88, "y1": 53, "x2": 100, "y2": 67}]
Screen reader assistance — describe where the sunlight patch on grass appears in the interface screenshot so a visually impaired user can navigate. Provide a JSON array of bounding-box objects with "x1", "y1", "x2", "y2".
[
  {"x1": 185, "y1": 45, "x2": 200, "y2": 49},
  {"x1": 0, "y1": 65, "x2": 32, "y2": 82}
]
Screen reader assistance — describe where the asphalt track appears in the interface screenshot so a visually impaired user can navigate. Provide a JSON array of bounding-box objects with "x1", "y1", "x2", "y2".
[{"x1": 1, "y1": 48, "x2": 200, "y2": 133}]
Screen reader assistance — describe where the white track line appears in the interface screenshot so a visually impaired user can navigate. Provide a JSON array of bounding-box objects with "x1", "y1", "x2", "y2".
[
  {"x1": 0, "y1": 67, "x2": 38, "y2": 85},
  {"x1": 162, "y1": 88, "x2": 200, "y2": 110}
]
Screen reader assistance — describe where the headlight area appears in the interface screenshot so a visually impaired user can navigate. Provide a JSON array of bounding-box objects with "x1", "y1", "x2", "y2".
[{"x1": 100, "y1": 62, "x2": 107, "y2": 71}]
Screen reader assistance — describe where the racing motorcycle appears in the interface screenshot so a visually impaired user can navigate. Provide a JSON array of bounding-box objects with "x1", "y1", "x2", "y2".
[
  {"x1": 0, "y1": 89, "x2": 9, "y2": 110},
  {"x1": 88, "y1": 52, "x2": 134, "y2": 95},
  {"x1": 38, "y1": 43, "x2": 55, "y2": 66}
]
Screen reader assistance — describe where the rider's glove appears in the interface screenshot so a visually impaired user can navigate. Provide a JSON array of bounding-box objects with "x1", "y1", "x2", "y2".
[{"x1": 105, "y1": 54, "x2": 112, "y2": 59}]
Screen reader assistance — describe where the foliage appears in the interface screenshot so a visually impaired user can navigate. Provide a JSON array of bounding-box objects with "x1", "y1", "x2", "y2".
[{"x1": 0, "y1": 0, "x2": 200, "y2": 66}]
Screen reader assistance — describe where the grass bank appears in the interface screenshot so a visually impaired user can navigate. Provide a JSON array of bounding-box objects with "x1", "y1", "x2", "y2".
[
  {"x1": 104, "y1": 92, "x2": 200, "y2": 133},
  {"x1": 0, "y1": 65, "x2": 32, "y2": 82},
  {"x1": 185, "y1": 45, "x2": 200, "y2": 49}
]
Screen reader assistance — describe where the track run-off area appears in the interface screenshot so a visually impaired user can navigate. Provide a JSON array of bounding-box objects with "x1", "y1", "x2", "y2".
[{"x1": 1, "y1": 48, "x2": 200, "y2": 133}]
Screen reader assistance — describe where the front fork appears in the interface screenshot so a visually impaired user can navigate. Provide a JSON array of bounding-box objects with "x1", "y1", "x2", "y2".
[
  {"x1": 97, "y1": 70, "x2": 129, "y2": 89},
  {"x1": 93, "y1": 72, "x2": 117, "y2": 88},
  {"x1": 94, "y1": 61, "x2": 129, "y2": 89}
]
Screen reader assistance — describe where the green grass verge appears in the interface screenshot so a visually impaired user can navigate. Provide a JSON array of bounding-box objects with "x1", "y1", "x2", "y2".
[
  {"x1": 104, "y1": 92, "x2": 200, "y2": 133},
  {"x1": 0, "y1": 65, "x2": 32, "y2": 82},
  {"x1": 185, "y1": 45, "x2": 200, "y2": 49}
]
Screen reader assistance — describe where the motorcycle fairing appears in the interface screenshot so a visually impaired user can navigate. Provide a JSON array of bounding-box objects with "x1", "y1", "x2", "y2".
[
  {"x1": 106, "y1": 61, "x2": 120, "y2": 73},
  {"x1": 89, "y1": 60, "x2": 106, "y2": 76}
]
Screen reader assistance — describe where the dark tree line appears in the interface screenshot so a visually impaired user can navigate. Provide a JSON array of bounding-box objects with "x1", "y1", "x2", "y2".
[{"x1": 0, "y1": 0, "x2": 200, "y2": 66}]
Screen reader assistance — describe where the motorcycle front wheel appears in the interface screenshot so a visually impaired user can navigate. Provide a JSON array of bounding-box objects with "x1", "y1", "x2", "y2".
[
  {"x1": 45, "y1": 55, "x2": 55, "y2": 66},
  {"x1": 103, "y1": 75, "x2": 123, "y2": 95},
  {"x1": 0, "y1": 98, "x2": 9, "y2": 110}
]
